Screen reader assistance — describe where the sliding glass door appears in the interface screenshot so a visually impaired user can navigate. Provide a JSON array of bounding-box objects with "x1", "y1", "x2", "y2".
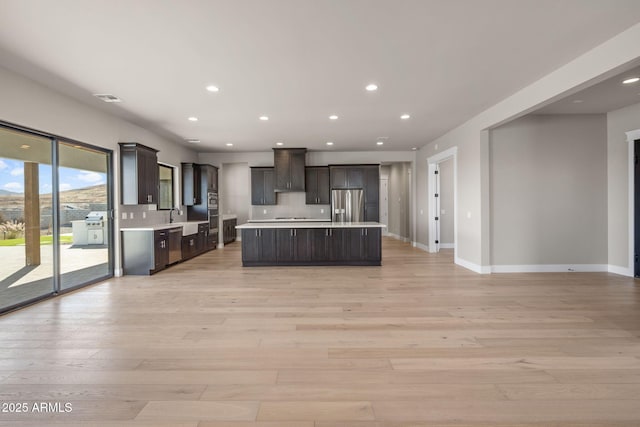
[
  {"x1": 58, "y1": 141, "x2": 112, "y2": 291},
  {"x1": 0, "y1": 124, "x2": 113, "y2": 313}
]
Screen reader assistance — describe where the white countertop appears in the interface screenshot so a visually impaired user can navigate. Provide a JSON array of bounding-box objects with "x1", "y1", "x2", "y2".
[
  {"x1": 248, "y1": 218, "x2": 330, "y2": 223},
  {"x1": 120, "y1": 221, "x2": 208, "y2": 232},
  {"x1": 222, "y1": 214, "x2": 237, "y2": 221},
  {"x1": 236, "y1": 221, "x2": 386, "y2": 229}
]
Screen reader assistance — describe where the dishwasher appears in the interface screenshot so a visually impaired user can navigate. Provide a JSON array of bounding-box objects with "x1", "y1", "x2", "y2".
[{"x1": 168, "y1": 227, "x2": 183, "y2": 264}]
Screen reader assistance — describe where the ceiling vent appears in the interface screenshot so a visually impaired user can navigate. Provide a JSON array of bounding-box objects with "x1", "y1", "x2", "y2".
[
  {"x1": 93, "y1": 93, "x2": 122, "y2": 103},
  {"x1": 185, "y1": 139, "x2": 201, "y2": 144}
]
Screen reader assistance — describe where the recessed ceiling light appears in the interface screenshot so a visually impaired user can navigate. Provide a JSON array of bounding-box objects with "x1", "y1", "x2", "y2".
[
  {"x1": 259, "y1": 116, "x2": 269, "y2": 121},
  {"x1": 366, "y1": 84, "x2": 378, "y2": 91},
  {"x1": 400, "y1": 114, "x2": 411, "y2": 120},
  {"x1": 412, "y1": 147, "x2": 417, "y2": 151},
  {"x1": 329, "y1": 115, "x2": 339, "y2": 120},
  {"x1": 226, "y1": 143, "x2": 233, "y2": 147},
  {"x1": 20, "y1": 144, "x2": 30, "y2": 149},
  {"x1": 376, "y1": 141, "x2": 384, "y2": 146},
  {"x1": 572, "y1": 99, "x2": 584, "y2": 103},
  {"x1": 93, "y1": 93, "x2": 122, "y2": 103},
  {"x1": 186, "y1": 139, "x2": 200, "y2": 144},
  {"x1": 206, "y1": 85, "x2": 219, "y2": 92},
  {"x1": 188, "y1": 117, "x2": 198, "y2": 122},
  {"x1": 623, "y1": 77, "x2": 639, "y2": 84},
  {"x1": 276, "y1": 142, "x2": 284, "y2": 146},
  {"x1": 326, "y1": 142, "x2": 334, "y2": 146}
]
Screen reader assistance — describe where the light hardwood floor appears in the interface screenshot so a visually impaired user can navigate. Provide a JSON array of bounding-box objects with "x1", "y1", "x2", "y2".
[{"x1": 1, "y1": 238, "x2": 640, "y2": 426}]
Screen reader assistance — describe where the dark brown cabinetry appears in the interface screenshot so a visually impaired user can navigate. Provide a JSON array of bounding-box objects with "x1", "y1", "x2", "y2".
[
  {"x1": 251, "y1": 167, "x2": 276, "y2": 205},
  {"x1": 153, "y1": 230, "x2": 169, "y2": 273},
  {"x1": 119, "y1": 143, "x2": 159, "y2": 205},
  {"x1": 223, "y1": 218, "x2": 237, "y2": 244},
  {"x1": 181, "y1": 163, "x2": 201, "y2": 206},
  {"x1": 305, "y1": 167, "x2": 330, "y2": 204},
  {"x1": 330, "y1": 165, "x2": 379, "y2": 221},
  {"x1": 181, "y1": 223, "x2": 210, "y2": 261},
  {"x1": 241, "y1": 228, "x2": 277, "y2": 264},
  {"x1": 241, "y1": 226, "x2": 381, "y2": 266},
  {"x1": 274, "y1": 148, "x2": 306, "y2": 192}
]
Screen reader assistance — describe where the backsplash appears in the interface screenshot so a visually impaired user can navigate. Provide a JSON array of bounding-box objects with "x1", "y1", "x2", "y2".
[
  {"x1": 251, "y1": 192, "x2": 330, "y2": 220},
  {"x1": 118, "y1": 204, "x2": 187, "y2": 228}
]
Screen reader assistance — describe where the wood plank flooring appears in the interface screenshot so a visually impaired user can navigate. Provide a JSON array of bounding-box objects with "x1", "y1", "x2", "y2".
[{"x1": 0, "y1": 238, "x2": 639, "y2": 426}]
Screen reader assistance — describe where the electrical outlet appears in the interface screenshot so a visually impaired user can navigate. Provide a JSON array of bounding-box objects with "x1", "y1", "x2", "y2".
[
  {"x1": 263, "y1": 209, "x2": 267, "y2": 214},
  {"x1": 467, "y1": 211, "x2": 471, "y2": 219},
  {"x1": 130, "y1": 212, "x2": 134, "y2": 219},
  {"x1": 320, "y1": 208, "x2": 324, "y2": 214},
  {"x1": 420, "y1": 210, "x2": 423, "y2": 215},
  {"x1": 121, "y1": 212, "x2": 127, "y2": 220},
  {"x1": 142, "y1": 212, "x2": 146, "y2": 219}
]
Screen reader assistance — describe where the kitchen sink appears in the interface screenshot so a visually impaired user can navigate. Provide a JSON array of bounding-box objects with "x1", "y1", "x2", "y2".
[{"x1": 170, "y1": 221, "x2": 200, "y2": 235}]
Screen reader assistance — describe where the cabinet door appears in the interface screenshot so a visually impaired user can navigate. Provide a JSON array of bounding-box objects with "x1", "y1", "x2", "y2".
[
  {"x1": 276, "y1": 228, "x2": 294, "y2": 262},
  {"x1": 154, "y1": 231, "x2": 168, "y2": 271},
  {"x1": 259, "y1": 228, "x2": 277, "y2": 262},
  {"x1": 365, "y1": 203, "x2": 379, "y2": 222},
  {"x1": 317, "y1": 167, "x2": 330, "y2": 204},
  {"x1": 305, "y1": 168, "x2": 318, "y2": 204},
  {"x1": 310, "y1": 228, "x2": 328, "y2": 261},
  {"x1": 274, "y1": 149, "x2": 290, "y2": 191},
  {"x1": 330, "y1": 167, "x2": 348, "y2": 189},
  {"x1": 347, "y1": 167, "x2": 364, "y2": 188},
  {"x1": 294, "y1": 228, "x2": 312, "y2": 262},
  {"x1": 363, "y1": 227, "x2": 381, "y2": 261},
  {"x1": 364, "y1": 166, "x2": 379, "y2": 204},
  {"x1": 289, "y1": 150, "x2": 306, "y2": 191},
  {"x1": 263, "y1": 169, "x2": 276, "y2": 205},
  {"x1": 241, "y1": 229, "x2": 260, "y2": 262},
  {"x1": 327, "y1": 228, "x2": 344, "y2": 261},
  {"x1": 344, "y1": 228, "x2": 364, "y2": 260},
  {"x1": 250, "y1": 168, "x2": 265, "y2": 205}
]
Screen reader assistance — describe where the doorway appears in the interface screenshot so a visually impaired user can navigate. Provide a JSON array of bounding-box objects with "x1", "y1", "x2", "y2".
[
  {"x1": 379, "y1": 178, "x2": 388, "y2": 235},
  {"x1": 427, "y1": 147, "x2": 457, "y2": 256}
]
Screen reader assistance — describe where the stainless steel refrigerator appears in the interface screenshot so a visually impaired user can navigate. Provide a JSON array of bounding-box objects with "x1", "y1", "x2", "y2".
[{"x1": 331, "y1": 189, "x2": 364, "y2": 222}]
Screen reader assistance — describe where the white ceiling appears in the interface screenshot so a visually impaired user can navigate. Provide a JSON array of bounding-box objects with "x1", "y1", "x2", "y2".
[
  {"x1": 1, "y1": 0, "x2": 640, "y2": 152},
  {"x1": 535, "y1": 65, "x2": 640, "y2": 114}
]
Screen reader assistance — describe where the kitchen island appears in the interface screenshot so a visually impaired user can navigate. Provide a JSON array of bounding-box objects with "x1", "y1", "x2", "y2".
[{"x1": 236, "y1": 221, "x2": 386, "y2": 266}]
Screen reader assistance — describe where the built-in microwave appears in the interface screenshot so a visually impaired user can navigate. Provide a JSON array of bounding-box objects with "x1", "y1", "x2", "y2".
[{"x1": 207, "y1": 192, "x2": 218, "y2": 209}]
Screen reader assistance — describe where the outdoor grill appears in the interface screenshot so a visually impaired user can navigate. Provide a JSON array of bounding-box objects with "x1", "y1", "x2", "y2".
[{"x1": 85, "y1": 212, "x2": 104, "y2": 244}]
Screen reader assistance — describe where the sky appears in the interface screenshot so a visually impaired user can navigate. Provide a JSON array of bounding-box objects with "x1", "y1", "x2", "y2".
[{"x1": 0, "y1": 158, "x2": 106, "y2": 194}]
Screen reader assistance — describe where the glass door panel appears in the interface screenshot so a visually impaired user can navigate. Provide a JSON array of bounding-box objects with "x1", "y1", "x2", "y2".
[
  {"x1": 58, "y1": 141, "x2": 112, "y2": 291},
  {"x1": 0, "y1": 127, "x2": 54, "y2": 311}
]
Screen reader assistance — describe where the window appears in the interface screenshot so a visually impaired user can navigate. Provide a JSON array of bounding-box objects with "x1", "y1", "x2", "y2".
[{"x1": 158, "y1": 164, "x2": 174, "y2": 210}]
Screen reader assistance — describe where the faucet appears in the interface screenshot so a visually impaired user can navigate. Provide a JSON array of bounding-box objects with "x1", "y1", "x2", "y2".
[{"x1": 169, "y1": 207, "x2": 178, "y2": 223}]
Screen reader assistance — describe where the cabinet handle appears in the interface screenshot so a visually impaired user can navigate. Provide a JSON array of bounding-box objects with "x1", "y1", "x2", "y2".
[
  {"x1": 290, "y1": 229, "x2": 294, "y2": 237},
  {"x1": 294, "y1": 229, "x2": 296, "y2": 236},
  {"x1": 326, "y1": 228, "x2": 329, "y2": 236},
  {"x1": 365, "y1": 228, "x2": 368, "y2": 236}
]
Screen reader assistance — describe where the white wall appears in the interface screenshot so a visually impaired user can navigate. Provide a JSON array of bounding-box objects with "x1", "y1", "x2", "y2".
[
  {"x1": 490, "y1": 114, "x2": 607, "y2": 266},
  {"x1": 415, "y1": 23, "x2": 640, "y2": 272},
  {"x1": 0, "y1": 64, "x2": 198, "y2": 275},
  {"x1": 607, "y1": 101, "x2": 640, "y2": 270},
  {"x1": 221, "y1": 163, "x2": 250, "y2": 232}
]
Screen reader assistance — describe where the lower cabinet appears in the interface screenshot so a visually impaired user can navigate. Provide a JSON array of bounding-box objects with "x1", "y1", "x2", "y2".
[
  {"x1": 223, "y1": 218, "x2": 237, "y2": 244},
  {"x1": 241, "y1": 227, "x2": 381, "y2": 266},
  {"x1": 241, "y1": 228, "x2": 277, "y2": 264},
  {"x1": 153, "y1": 230, "x2": 169, "y2": 273}
]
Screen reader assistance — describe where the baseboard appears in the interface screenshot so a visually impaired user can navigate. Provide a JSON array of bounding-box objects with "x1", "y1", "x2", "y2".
[
  {"x1": 440, "y1": 243, "x2": 455, "y2": 249},
  {"x1": 387, "y1": 233, "x2": 410, "y2": 242},
  {"x1": 413, "y1": 241, "x2": 429, "y2": 252},
  {"x1": 455, "y1": 257, "x2": 491, "y2": 274},
  {"x1": 608, "y1": 264, "x2": 633, "y2": 277},
  {"x1": 491, "y1": 264, "x2": 609, "y2": 273}
]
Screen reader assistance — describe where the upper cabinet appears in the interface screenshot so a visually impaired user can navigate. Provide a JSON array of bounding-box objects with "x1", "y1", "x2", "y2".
[
  {"x1": 181, "y1": 163, "x2": 201, "y2": 206},
  {"x1": 305, "y1": 167, "x2": 330, "y2": 205},
  {"x1": 330, "y1": 164, "x2": 380, "y2": 221},
  {"x1": 273, "y1": 148, "x2": 306, "y2": 192},
  {"x1": 119, "y1": 143, "x2": 159, "y2": 205},
  {"x1": 251, "y1": 167, "x2": 276, "y2": 205}
]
